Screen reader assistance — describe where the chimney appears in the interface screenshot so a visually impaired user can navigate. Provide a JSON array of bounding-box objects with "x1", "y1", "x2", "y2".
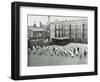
[
  {"x1": 40, "y1": 21, "x2": 42, "y2": 27},
  {"x1": 33, "y1": 21, "x2": 36, "y2": 27}
]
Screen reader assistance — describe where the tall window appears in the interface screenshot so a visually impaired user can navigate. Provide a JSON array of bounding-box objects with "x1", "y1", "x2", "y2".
[
  {"x1": 58, "y1": 25, "x2": 60, "y2": 37},
  {"x1": 62, "y1": 26, "x2": 64, "y2": 37},
  {"x1": 69, "y1": 24, "x2": 71, "y2": 38},
  {"x1": 55, "y1": 25, "x2": 57, "y2": 37},
  {"x1": 82, "y1": 24, "x2": 85, "y2": 38}
]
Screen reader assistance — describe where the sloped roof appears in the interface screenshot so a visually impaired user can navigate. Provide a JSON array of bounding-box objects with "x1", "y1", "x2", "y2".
[{"x1": 28, "y1": 26, "x2": 47, "y2": 31}]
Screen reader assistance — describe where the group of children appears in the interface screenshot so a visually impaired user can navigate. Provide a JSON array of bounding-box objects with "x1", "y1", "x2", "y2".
[{"x1": 28, "y1": 45, "x2": 88, "y2": 58}]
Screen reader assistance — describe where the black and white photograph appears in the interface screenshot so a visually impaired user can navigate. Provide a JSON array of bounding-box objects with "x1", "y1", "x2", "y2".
[
  {"x1": 28, "y1": 15, "x2": 88, "y2": 66},
  {"x1": 11, "y1": 2, "x2": 97, "y2": 80}
]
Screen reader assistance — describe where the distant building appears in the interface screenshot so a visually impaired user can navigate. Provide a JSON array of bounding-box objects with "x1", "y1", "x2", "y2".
[
  {"x1": 28, "y1": 18, "x2": 88, "y2": 47},
  {"x1": 28, "y1": 26, "x2": 49, "y2": 40},
  {"x1": 49, "y1": 19, "x2": 88, "y2": 43}
]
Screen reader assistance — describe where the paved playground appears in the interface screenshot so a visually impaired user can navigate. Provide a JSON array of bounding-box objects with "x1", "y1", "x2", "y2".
[{"x1": 28, "y1": 43, "x2": 88, "y2": 66}]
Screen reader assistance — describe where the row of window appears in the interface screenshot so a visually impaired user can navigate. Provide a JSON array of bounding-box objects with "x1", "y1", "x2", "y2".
[{"x1": 54, "y1": 24, "x2": 88, "y2": 38}]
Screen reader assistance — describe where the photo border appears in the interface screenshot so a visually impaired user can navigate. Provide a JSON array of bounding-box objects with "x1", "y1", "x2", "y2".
[{"x1": 11, "y1": 1, "x2": 98, "y2": 80}]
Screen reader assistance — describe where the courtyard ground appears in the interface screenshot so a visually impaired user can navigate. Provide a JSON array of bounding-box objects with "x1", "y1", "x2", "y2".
[{"x1": 28, "y1": 43, "x2": 88, "y2": 66}]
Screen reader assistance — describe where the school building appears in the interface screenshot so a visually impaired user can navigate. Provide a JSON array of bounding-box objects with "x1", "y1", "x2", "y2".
[
  {"x1": 49, "y1": 19, "x2": 88, "y2": 44},
  {"x1": 28, "y1": 18, "x2": 88, "y2": 47}
]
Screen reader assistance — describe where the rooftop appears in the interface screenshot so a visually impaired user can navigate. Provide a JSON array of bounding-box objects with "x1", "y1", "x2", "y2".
[{"x1": 28, "y1": 26, "x2": 47, "y2": 31}]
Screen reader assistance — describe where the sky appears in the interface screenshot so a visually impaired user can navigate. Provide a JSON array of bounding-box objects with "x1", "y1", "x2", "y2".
[{"x1": 27, "y1": 15, "x2": 88, "y2": 27}]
